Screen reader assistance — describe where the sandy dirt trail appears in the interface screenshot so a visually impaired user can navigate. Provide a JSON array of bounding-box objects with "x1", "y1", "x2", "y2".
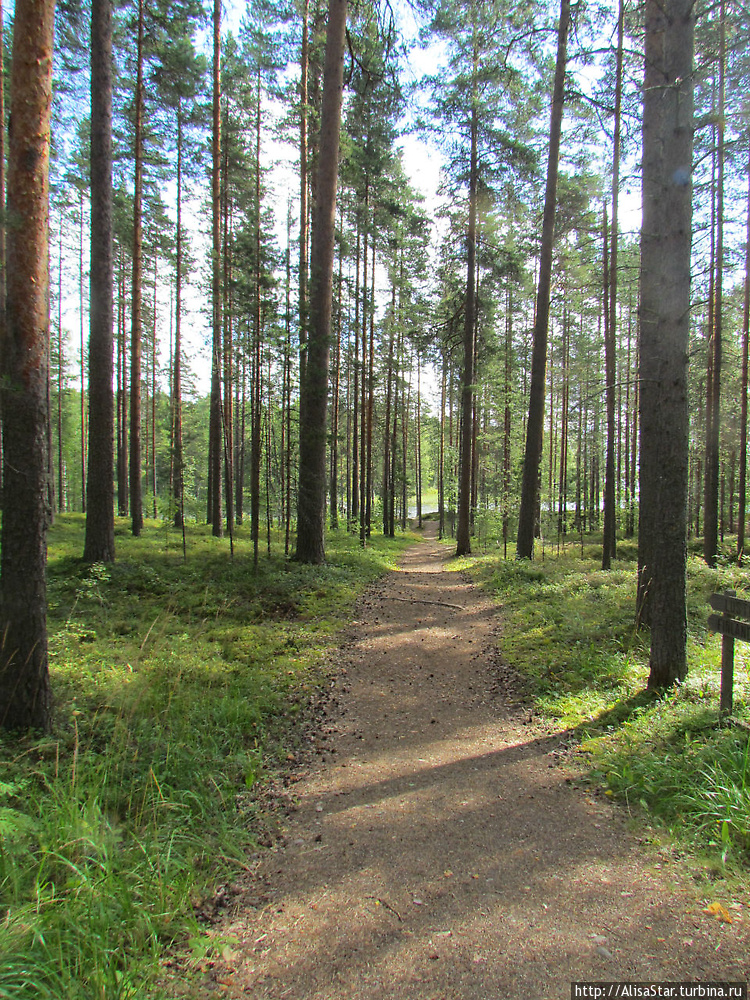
[{"x1": 197, "y1": 526, "x2": 749, "y2": 999}]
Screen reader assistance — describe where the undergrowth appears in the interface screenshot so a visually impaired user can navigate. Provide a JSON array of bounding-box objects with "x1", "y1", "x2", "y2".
[
  {"x1": 0, "y1": 516, "x2": 412, "y2": 999},
  {"x1": 467, "y1": 535, "x2": 750, "y2": 876}
]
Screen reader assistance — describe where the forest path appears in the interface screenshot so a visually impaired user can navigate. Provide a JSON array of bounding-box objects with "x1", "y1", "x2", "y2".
[{"x1": 197, "y1": 525, "x2": 749, "y2": 999}]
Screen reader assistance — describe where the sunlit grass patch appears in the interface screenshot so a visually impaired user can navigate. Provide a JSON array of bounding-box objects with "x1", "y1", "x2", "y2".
[
  {"x1": 2, "y1": 516, "x2": 412, "y2": 998},
  {"x1": 466, "y1": 542, "x2": 750, "y2": 872}
]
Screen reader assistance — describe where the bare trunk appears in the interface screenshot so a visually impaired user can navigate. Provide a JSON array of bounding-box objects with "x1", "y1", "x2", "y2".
[
  {"x1": 84, "y1": 0, "x2": 115, "y2": 562},
  {"x1": 516, "y1": 0, "x2": 570, "y2": 559},
  {"x1": 129, "y1": 0, "x2": 145, "y2": 535},
  {"x1": 79, "y1": 189, "x2": 87, "y2": 512},
  {"x1": 503, "y1": 285, "x2": 512, "y2": 557},
  {"x1": 208, "y1": 0, "x2": 223, "y2": 536},
  {"x1": 602, "y1": 204, "x2": 617, "y2": 567},
  {"x1": 223, "y1": 113, "x2": 234, "y2": 539},
  {"x1": 173, "y1": 105, "x2": 185, "y2": 530},
  {"x1": 704, "y1": 6, "x2": 725, "y2": 567},
  {"x1": 295, "y1": 0, "x2": 347, "y2": 563},
  {"x1": 639, "y1": 0, "x2": 694, "y2": 686},
  {"x1": 299, "y1": 0, "x2": 309, "y2": 390},
  {"x1": 330, "y1": 237, "x2": 342, "y2": 529},
  {"x1": 738, "y1": 145, "x2": 750, "y2": 564},
  {"x1": 456, "y1": 97, "x2": 478, "y2": 557},
  {"x1": 0, "y1": 0, "x2": 55, "y2": 730}
]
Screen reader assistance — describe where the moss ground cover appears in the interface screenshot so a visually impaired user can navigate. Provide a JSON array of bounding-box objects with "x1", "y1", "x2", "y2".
[
  {"x1": 466, "y1": 536, "x2": 750, "y2": 874},
  {"x1": 0, "y1": 517, "x2": 412, "y2": 999}
]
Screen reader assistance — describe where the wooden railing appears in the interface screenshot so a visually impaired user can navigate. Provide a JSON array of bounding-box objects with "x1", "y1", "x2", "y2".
[{"x1": 708, "y1": 590, "x2": 750, "y2": 716}]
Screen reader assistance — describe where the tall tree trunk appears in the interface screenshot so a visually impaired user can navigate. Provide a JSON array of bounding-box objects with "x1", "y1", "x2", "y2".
[
  {"x1": 516, "y1": 0, "x2": 570, "y2": 559},
  {"x1": 703, "y1": 3, "x2": 725, "y2": 568},
  {"x1": 602, "y1": 204, "x2": 616, "y2": 567},
  {"x1": 0, "y1": 0, "x2": 55, "y2": 731},
  {"x1": 382, "y1": 282, "x2": 396, "y2": 536},
  {"x1": 117, "y1": 254, "x2": 129, "y2": 516},
  {"x1": 150, "y1": 259, "x2": 157, "y2": 518},
  {"x1": 738, "y1": 143, "x2": 750, "y2": 565},
  {"x1": 639, "y1": 0, "x2": 694, "y2": 686},
  {"x1": 401, "y1": 352, "x2": 411, "y2": 532},
  {"x1": 416, "y1": 354, "x2": 423, "y2": 529},
  {"x1": 365, "y1": 233, "x2": 375, "y2": 538},
  {"x1": 295, "y1": 0, "x2": 347, "y2": 563},
  {"x1": 439, "y1": 354, "x2": 447, "y2": 542},
  {"x1": 79, "y1": 188, "x2": 87, "y2": 512},
  {"x1": 129, "y1": 0, "x2": 145, "y2": 536},
  {"x1": 251, "y1": 278, "x2": 262, "y2": 567},
  {"x1": 283, "y1": 210, "x2": 293, "y2": 553},
  {"x1": 223, "y1": 115, "x2": 234, "y2": 539},
  {"x1": 251, "y1": 81, "x2": 263, "y2": 564},
  {"x1": 84, "y1": 0, "x2": 115, "y2": 562},
  {"x1": 350, "y1": 224, "x2": 360, "y2": 528},
  {"x1": 330, "y1": 239, "x2": 342, "y2": 529},
  {"x1": 173, "y1": 105, "x2": 185, "y2": 530},
  {"x1": 558, "y1": 306, "x2": 569, "y2": 544},
  {"x1": 299, "y1": 0, "x2": 309, "y2": 391},
  {"x1": 602, "y1": 3, "x2": 623, "y2": 566},
  {"x1": 0, "y1": 0, "x2": 4, "y2": 389},
  {"x1": 624, "y1": 295, "x2": 633, "y2": 537},
  {"x1": 208, "y1": 0, "x2": 223, "y2": 536},
  {"x1": 359, "y1": 195, "x2": 368, "y2": 547},
  {"x1": 57, "y1": 225, "x2": 65, "y2": 511},
  {"x1": 456, "y1": 94, "x2": 478, "y2": 557},
  {"x1": 629, "y1": 335, "x2": 638, "y2": 538},
  {"x1": 503, "y1": 285, "x2": 513, "y2": 557}
]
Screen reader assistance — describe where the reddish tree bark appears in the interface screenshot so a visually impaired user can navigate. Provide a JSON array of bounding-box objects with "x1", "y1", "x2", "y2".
[
  {"x1": 295, "y1": 0, "x2": 348, "y2": 563},
  {"x1": 0, "y1": 0, "x2": 55, "y2": 730}
]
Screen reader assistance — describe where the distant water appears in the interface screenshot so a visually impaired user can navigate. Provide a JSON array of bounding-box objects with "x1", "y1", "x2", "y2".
[{"x1": 407, "y1": 504, "x2": 440, "y2": 518}]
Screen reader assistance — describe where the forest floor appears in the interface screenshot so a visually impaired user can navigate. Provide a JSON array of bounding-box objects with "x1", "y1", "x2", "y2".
[{"x1": 186, "y1": 523, "x2": 750, "y2": 999}]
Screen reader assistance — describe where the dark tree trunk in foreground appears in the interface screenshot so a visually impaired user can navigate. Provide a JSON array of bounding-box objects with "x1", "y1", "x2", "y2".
[
  {"x1": 516, "y1": 0, "x2": 570, "y2": 559},
  {"x1": 295, "y1": 0, "x2": 347, "y2": 564},
  {"x1": 84, "y1": 0, "x2": 115, "y2": 563},
  {"x1": 0, "y1": 0, "x2": 55, "y2": 731},
  {"x1": 638, "y1": 0, "x2": 694, "y2": 687}
]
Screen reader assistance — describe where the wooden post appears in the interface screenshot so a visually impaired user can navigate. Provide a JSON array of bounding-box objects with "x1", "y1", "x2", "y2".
[{"x1": 720, "y1": 588, "x2": 735, "y2": 717}]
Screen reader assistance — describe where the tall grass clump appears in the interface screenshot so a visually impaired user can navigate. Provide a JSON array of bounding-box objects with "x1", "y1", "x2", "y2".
[
  {"x1": 467, "y1": 538, "x2": 750, "y2": 871},
  {"x1": 0, "y1": 517, "x2": 412, "y2": 998}
]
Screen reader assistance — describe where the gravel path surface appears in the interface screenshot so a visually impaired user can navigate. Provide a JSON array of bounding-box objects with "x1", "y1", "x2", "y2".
[{"x1": 195, "y1": 526, "x2": 750, "y2": 999}]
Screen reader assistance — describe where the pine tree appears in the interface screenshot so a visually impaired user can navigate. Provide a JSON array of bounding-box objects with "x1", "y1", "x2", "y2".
[
  {"x1": 516, "y1": 0, "x2": 570, "y2": 560},
  {"x1": 639, "y1": 0, "x2": 694, "y2": 687},
  {"x1": 0, "y1": 0, "x2": 56, "y2": 731},
  {"x1": 296, "y1": 0, "x2": 348, "y2": 563},
  {"x1": 84, "y1": 0, "x2": 116, "y2": 563}
]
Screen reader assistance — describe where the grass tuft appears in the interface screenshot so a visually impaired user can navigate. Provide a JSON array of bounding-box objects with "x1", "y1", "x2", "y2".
[
  {"x1": 1, "y1": 517, "x2": 412, "y2": 997},
  {"x1": 467, "y1": 539, "x2": 750, "y2": 873}
]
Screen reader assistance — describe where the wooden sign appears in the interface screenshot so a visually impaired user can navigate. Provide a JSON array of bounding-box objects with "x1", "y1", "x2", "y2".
[
  {"x1": 708, "y1": 613, "x2": 750, "y2": 644},
  {"x1": 709, "y1": 592, "x2": 750, "y2": 619}
]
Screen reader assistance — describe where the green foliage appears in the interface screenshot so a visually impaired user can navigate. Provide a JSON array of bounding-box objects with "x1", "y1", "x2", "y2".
[
  {"x1": 469, "y1": 544, "x2": 750, "y2": 871},
  {"x1": 1, "y1": 517, "x2": 411, "y2": 998}
]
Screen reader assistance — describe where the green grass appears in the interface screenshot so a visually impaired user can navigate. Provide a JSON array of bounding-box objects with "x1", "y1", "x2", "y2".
[
  {"x1": 466, "y1": 535, "x2": 750, "y2": 874},
  {"x1": 0, "y1": 516, "x2": 413, "y2": 999}
]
